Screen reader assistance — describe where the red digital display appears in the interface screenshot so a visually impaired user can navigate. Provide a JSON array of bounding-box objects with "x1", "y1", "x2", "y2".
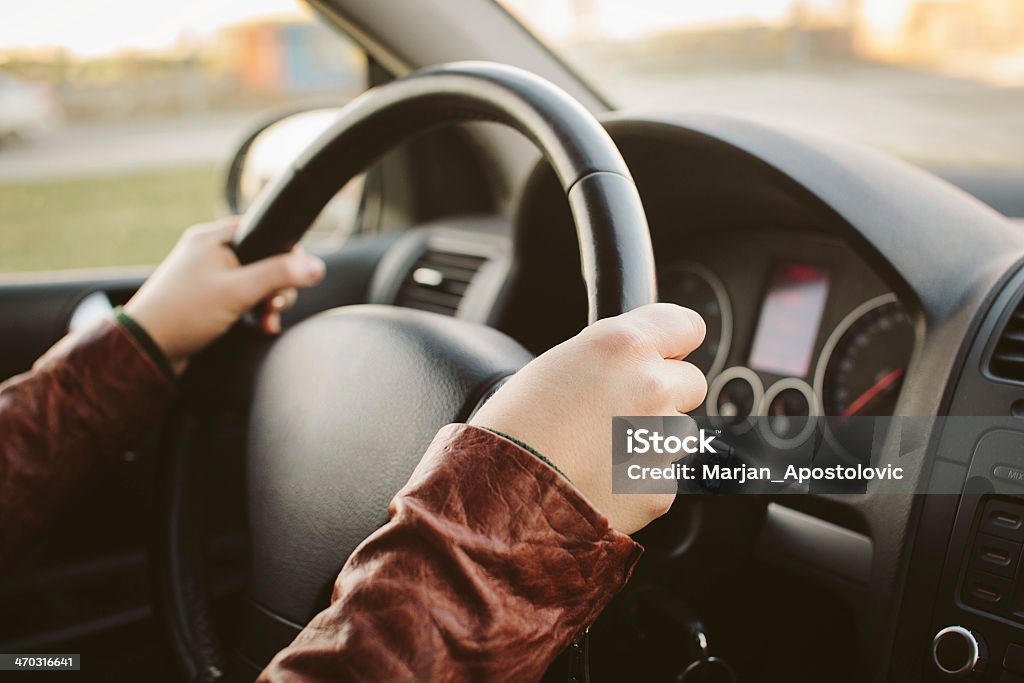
[{"x1": 748, "y1": 263, "x2": 830, "y2": 377}]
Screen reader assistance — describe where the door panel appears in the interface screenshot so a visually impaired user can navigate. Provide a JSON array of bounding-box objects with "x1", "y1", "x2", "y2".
[{"x1": 0, "y1": 275, "x2": 143, "y2": 381}]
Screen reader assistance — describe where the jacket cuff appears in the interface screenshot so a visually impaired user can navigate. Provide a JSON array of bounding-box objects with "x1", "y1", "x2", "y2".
[
  {"x1": 409, "y1": 424, "x2": 644, "y2": 634},
  {"x1": 35, "y1": 317, "x2": 176, "y2": 432},
  {"x1": 477, "y1": 426, "x2": 570, "y2": 481}
]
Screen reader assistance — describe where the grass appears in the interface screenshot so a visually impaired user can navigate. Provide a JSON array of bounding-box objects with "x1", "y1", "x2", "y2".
[{"x1": 0, "y1": 165, "x2": 222, "y2": 274}]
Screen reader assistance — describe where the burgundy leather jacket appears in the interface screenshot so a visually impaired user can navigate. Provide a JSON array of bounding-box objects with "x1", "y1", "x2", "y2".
[{"x1": 0, "y1": 319, "x2": 642, "y2": 681}]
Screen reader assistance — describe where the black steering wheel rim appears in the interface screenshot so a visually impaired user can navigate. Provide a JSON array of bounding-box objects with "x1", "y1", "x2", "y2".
[
  {"x1": 233, "y1": 60, "x2": 656, "y2": 322},
  {"x1": 158, "y1": 60, "x2": 657, "y2": 682}
]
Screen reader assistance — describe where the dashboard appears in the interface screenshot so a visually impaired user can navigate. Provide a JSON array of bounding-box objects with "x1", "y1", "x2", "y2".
[
  {"x1": 377, "y1": 118, "x2": 924, "y2": 459},
  {"x1": 482, "y1": 117, "x2": 923, "y2": 454},
  {"x1": 658, "y1": 227, "x2": 915, "y2": 454}
]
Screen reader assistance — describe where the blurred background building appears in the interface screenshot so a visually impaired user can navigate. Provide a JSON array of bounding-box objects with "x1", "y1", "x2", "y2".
[
  {"x1": 0, "y1": 16, "x2": 363, "y2": 123},
  {"x1": 504, "y1": 0, "x2": 1024, "y2": 84}
]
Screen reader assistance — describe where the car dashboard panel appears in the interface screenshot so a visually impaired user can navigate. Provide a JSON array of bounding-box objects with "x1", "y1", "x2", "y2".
[{"x1": 657, "y1": 227, "x2": 913, "y2": 448}]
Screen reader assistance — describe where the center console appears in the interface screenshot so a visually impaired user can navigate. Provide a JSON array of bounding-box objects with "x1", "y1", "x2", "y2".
[{"x1": 905, "y1": 267, "x2": 1024, "y2": 682}]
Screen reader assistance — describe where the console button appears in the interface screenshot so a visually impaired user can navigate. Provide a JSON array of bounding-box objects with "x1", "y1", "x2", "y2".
[
  {"x1": 963, "y1": 570, "x2": 1013, "y2": 612},
  {"x1": 994, "y1": 465, "x2": 1024, "y2": 486},
  {"x1": 932, "y1": 626, "x2": 987, "y2": 676},
  {"x1": 1006, "y1": 643, "x2": 1024, "y2": 675},
  {"x1": 981, "y1": 500, "x2": 1024, "y2": 542},
  {"x1": 971, "y1": 533, "x2": 1022, "y2": 578}
]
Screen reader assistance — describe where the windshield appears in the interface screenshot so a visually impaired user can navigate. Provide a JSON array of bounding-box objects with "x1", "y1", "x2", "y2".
[{"x1": 498, "y1": 0, "x2": 1024, "y2": 170}]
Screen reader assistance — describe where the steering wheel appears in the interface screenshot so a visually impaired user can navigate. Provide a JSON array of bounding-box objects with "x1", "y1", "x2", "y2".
[{"x1": 156, "y1": 61, "x2": 657, "y2": 681}]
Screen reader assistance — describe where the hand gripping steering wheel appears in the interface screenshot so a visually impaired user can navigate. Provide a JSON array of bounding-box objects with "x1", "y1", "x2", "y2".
[{"x1": 157, "y1": 61, "x2": 657, "y2": 681}]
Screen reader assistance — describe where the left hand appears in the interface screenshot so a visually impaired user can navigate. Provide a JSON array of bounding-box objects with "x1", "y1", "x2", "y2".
[{"x1": 125, "y1": 217, "x2": 326, "y2": 373}]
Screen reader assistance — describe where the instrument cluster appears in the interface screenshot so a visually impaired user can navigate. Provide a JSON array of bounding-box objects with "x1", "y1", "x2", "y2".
[{"x1": 661, "y1": 238, "x2": 915, "y2": 456}]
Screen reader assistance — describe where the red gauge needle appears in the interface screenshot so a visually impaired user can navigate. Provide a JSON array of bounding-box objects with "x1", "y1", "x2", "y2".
[{"x1": 836, "y1": 368, "x2": 905, "y2": 426}]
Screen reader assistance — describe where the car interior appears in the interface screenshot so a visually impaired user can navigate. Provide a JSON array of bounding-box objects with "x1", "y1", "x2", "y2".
[{"x1": 2, "y1": 0, "x2": 1024, "y2": 681}]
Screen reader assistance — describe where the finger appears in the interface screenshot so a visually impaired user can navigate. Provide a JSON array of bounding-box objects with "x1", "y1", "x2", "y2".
[
  {"x1": 620, "y1": 303, "x2": 707, "y2": 360},
  {"x1": 268, "y1": 288, "x2": 299, "y2": 313},
  {"x1": 231, "y1": 248, "x2": 325, "y2": 307},
  {"x1": 185, "y1": 217, "x2": 240, "y2": 244},
  {"x1": 663, "y1": 415, "x2": 700, "y2": 464},
  {"x1": 260, "y1": 308, "x2": 282, "y2": 335},
  {"x1": 659, "y1": 359, "x2": 708, "y2": 413}
]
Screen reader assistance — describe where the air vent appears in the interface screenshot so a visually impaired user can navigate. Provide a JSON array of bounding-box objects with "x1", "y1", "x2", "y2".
[
  {"x1": 991, "y1": 300, "x2": 1024, "y2": 381},
  {"x1": 395, "y1": 248, "x2": 488, "y2": 316}
]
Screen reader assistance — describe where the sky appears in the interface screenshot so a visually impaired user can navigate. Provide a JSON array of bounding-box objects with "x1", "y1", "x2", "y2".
[
  {"x1": 508, "y1": 0, "x2": 795, "y2": 41},
  {"x1": 0, "y1": 0, "x2": 918, "y2": 57},
  {"x1": 0, "y1": 0, "x2": 306, "y2": 56},
  {"x1": 503, "y1": 0, "x2": 913, "y2": 42}
]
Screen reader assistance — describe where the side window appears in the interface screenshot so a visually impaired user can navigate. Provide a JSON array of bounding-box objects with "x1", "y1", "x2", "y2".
[{"x1": 0, "y1": 3, "x2": 367, "y2": 274}]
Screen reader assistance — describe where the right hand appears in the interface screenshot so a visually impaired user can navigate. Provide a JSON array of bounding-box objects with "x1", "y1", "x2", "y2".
[{"x1": 470, "y1": 303, "x2": 707, "y2": 535}]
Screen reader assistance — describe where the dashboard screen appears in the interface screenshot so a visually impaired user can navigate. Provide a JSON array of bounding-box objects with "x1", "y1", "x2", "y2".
[{"x1": 748, "y1": 263, "x2": 830, "y2": 377}]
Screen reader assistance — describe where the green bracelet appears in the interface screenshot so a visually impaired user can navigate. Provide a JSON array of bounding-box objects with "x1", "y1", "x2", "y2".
[
  {"x1": 113, "y1": 307, "x2": 176, "y2": 381},
  {"x1": 480, "y1": 427, "x2": 570, "y2": 482}
]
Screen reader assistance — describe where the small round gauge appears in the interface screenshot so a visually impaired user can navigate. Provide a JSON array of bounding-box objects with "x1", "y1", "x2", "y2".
[
  {"x1": 760, "y1": 378, "x2": 818, "y2": 448},
  {"x1": 815, "y1": 295, "x2": 915, "y2": 457},
  {"x1": 718, "y1": 377, "x2": 756, "y2": 418},
  {"x1": 658, "y1": 263, "x2": 732, "y2": 378},
  {"x1": 707, "y1": 367, "x2": 764, "y2": 429}
]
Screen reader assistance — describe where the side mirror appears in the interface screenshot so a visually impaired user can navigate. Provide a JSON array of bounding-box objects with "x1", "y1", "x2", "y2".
[{"x1": 225, "y1": 106, "x2": 366, "y2": 244}]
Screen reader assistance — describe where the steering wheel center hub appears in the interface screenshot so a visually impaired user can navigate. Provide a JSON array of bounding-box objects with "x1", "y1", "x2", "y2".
[{"x1": 246, "y1": 305, "x2": 532, "y2": 623}]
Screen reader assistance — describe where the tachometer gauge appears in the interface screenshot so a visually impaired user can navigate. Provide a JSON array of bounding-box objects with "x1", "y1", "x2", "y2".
[
  {"x1": 658, "y1": 263, "x2": 732, "y2": 378},
  {"x1": 815, "y1": 295, "x2": 915, "y2": 457}
]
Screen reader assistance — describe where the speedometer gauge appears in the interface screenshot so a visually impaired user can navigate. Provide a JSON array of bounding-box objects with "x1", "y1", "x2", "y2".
[
  {"x1": 815, "y1": 295, "x2": 915, "y2": 456},
  {"x1": 659, "y1": 263, "x2": 732, "y2": 378}
]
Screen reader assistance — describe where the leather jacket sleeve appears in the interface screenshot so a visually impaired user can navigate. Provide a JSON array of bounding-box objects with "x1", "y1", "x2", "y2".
[
  {"x1": 259, "y1": 423, "x2": 643, "y2": 683},
  {"x1": 0, "y1": 319, "x2": 174, "y2": 570}
]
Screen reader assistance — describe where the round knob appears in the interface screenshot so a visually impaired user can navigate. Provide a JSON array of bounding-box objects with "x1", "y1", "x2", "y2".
[{"x1": 932, "y1": 626, "x2": 987, "y2": 676}]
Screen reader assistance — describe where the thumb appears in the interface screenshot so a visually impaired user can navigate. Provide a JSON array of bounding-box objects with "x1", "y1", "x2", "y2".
[{"x1": 231, "y1": 248, "x2": 325, "y2": 307}]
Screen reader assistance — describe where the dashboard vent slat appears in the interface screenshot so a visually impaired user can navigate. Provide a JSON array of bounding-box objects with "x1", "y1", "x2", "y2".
[
  {"x1": 990, "y1": 296, "x2": 1024, "y2": 381},
  {"x1": 395, "y1": 247, "x2": 488, "y2": 316},
  {"x1": 1000, "y1": 330, "x2": 1024, "y2": 344}
]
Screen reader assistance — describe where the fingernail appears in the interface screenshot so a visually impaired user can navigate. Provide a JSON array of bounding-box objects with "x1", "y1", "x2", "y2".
[
  {"x1": 305, "y1": 255, "x2": 326, "y2": 280},
  {"x1": 271, "y1": 294, "x2": 287, "y2": 310}
]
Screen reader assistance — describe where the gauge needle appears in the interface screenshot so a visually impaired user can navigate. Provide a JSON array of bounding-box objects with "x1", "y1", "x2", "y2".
[{"x1": 836, "y1": 368, "x2": 906, "y2": 425}]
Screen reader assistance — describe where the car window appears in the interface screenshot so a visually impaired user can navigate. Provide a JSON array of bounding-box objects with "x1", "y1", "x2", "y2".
[
  {"x1": 498, "y1": 0, "x2": 1024, "y2": 172},
  {"x1": 0, "y1": 1, "x2": 367, "y2": 274}
]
